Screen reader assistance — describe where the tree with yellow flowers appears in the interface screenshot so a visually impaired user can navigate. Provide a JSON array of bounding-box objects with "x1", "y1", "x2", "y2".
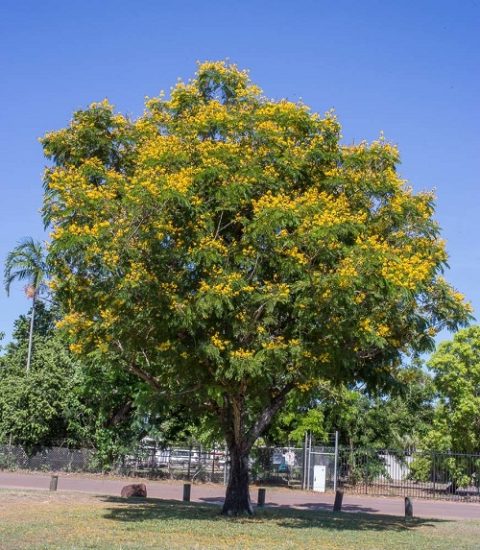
[{"x1": 42, "y1": 61, "x2": 471, "y2": 515}]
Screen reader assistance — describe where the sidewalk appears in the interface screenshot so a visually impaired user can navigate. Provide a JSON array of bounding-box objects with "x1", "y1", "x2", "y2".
[{"x1": 0, "y1": 471, "x2": 479, "y2": 520}]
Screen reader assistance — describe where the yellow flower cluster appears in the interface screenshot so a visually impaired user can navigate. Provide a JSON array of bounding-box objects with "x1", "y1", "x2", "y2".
[
  {"x1": 354, "y1": 292, "x2": 366, "y2": 304},
  {"x1": 230, "y1": 348, "x2": 254, "y2": 359},
  {"x1": 138, "y1": 135, "x2": 184, "y2": 165},
  {"x1": 301, "y1": 350, "x2": 330, "y2": 363},
  {"x1": 376, "y1": 324, "x2": 390, "y2": 338},
  {"x1": 359, "y1": 318, "x2": 391, "y2": 339},
  {"x1": 198, "y1": 140, "x2": 242, "y2": 160},
  {"x1": 448, "y1": 288, "x2": 473, "y2": 313},
  {"x1": 252, "y1": 191, "x2": 296, "y2": 215},
  {"x1": 320, "y1": 288, "x2": 332, "y2": 300},
  {"x1": 359, "y1": 318, "x2": 372, "y2": 333},
  {"x1": 297, "y1": 381, "x2": 316, "y2": 393},
  {"x1": 262, "y1": 337, "x2": 288, "y2": 351},
  {"x1": 56, "y1": 311, "x2": 93, "y2": 331},
  {"x1": 253, "y1": 187, "x2": 366, "y2": 236},
  {"x1": 102, "y1": 250, "x2": 120, "y2": 266},
  {"x1": 159, "y1": 282, "x2": 178, "y2": 293},
  {"x1": 211, "y1": 333, "x2": 230, "y2": 351},
  {"x1": 54, "y1": 220, "x2": 110, "y2": 240},
  {"x1": 69, "y1": 343, "x2": 83, "y2": 354},
  {"x1": 99, "y1": 308, "x2": 118, "y2": 327},
  {"x1": 301, "y1": 195, "x2": 366, "y2": 231},
  {"x1": 133, "y1": 170, "x2": 162, "y2": 197},
  {"x1": 199, "y1": 272, "x2": 243, "y2": 298},
  {"x1": 356, "y1": 234, "x2": 389, "y2": 253},
  {"x1": 122, "y1": 262, "x2": 150, "y2": 287},
  {"x1": 389, "y1": 192, "x2": 411, "y2": 214},
  {"x1": 337, "y1": 257, "x2": 358, "y2": 287},
  {"x1": 156, "y1": 341, "x2": 172, "y2": 352},
  {"x1": 263, "y1": 165, "x2": 279, "y2": 179},
  {"x1": 261, "y1": 336, "x2": 300, "y2": 351},
  {"x1": 381, "y1": 253, "x2": 435, "y2": 290},
  {"x1": 284, "y1": 246, "x2": 308, "y2": 265},
  {"x1": 262, "y1": 282, "x2": 290, "y2": 300},
  {"x1": 197, "y1": 236, "x2": 229, "y2": 255},
  {"x1": 57, "y1": 312, "x2": 94, "y2": 349},
  {"x1": 165, "y1": 168, "x2": 194, "y2": 195}
]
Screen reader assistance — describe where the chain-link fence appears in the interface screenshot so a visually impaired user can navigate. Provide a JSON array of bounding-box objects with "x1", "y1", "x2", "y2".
[
  {"x1": 0, "y1": 443, "x2": 305, "y2": 486},
  {"x1": 249, "y1": 446, "x2": 304, "y2": 487},
  {"x1": 0, "y1": 445, "x2": 92, "y2": 472}
]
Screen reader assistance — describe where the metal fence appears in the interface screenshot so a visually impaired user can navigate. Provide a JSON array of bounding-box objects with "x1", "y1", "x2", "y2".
[
  {"x1": 2, "y1": 441, "x2": 480, "y2": 502},
  {"x1": 123, "y1": 443, "x2": 306, "y2": 486},
  {"x1": 120, "y1": 444, "x2": 228, "y2": 483},
  {"x1": 0, "y1": 443, "x2": 306, "y2": 486},
  {"x1": 336, "y1": 448, "x2": 480, "y2": 502},
  {"x1": 249, "y1": 446, "x2": 304, "y2": 487},
  {"x1": 0, "y1": 445, "x2": 92, "y2": 472}
]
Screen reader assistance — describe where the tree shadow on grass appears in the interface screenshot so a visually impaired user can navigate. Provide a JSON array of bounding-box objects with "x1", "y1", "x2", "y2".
[
  {"x1": 97, "y1": 495, "x2": 447, "y2": 533},
  {"x1": 199, "y1": 496, "x2": 379, "y2": 514}
]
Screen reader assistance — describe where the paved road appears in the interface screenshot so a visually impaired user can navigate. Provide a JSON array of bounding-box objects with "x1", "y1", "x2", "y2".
[{"x1": 0, "y1": 471, "x2": 479, "y2": 520}]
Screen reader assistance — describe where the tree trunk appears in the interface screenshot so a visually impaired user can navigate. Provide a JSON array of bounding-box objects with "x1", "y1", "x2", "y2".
[
  {"x1": 219, "y1": 385, "x2": 294, "y2": 516},
  {"x1": 222, "y1": 443, "x2": 253, "y2": 516},
  {"x1": 26, "y1": 295, "x2": 36, "y2": 373}
]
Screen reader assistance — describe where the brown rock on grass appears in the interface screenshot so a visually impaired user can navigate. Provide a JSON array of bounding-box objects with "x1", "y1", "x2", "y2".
[{"x1": 120, "y1": 483, "x2": 147, "y2": 498}]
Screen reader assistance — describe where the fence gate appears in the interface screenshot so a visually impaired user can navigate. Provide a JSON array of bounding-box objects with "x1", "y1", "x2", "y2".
[{"x1": 303, "y1": 431, "x2": 339, "y2": 492}]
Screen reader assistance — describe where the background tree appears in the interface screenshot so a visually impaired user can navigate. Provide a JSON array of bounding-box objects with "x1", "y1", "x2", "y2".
[
  {"x1": 0, "y1": 304, "x2": 77, "y2": 448},
  {"x1": 4, "y1": 238, "x2": 48, "y2": 372},
  {"x1": 404, "y1": 326, "x2": 480, "y2": 488},
  {"x1": 42, "y1": 61, "x2": 471, "y2": 515},
  {"x1": 0, "y1": 304, "x2": 153, "y2": 459},
  {"x1": 425, "y1": 325, "x2": 480, "y2": 453},
  {"x1": 267, "y1": 364, "x2": 434, "y2": 449}
]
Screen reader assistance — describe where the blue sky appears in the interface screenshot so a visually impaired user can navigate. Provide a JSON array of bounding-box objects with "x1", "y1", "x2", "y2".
[{"x1": 0, "y1": 0, "x2": 479, "y2": 342}]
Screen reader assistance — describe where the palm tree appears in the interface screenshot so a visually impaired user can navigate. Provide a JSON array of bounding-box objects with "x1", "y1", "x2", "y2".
[{"x1": 4, "y1": 238, "x2": 48, "y2": 372}]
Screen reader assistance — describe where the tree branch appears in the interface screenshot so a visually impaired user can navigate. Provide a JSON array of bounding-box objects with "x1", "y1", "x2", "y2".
[
  {"x1": 214, "y1": 211, "x2": 224, "y2": 239},
  {"x1": 106, "y1": 400, "x2": 133, "y2": 427},
  {"x1": 127, "y1": 363, "x2": 163, "y2": 392},
  {"x1": 245, "y1": 382, "x2": 295, "y2": 450},
  {"x1": 126, "y1": 362, "x2": 203, "y2": 398}
]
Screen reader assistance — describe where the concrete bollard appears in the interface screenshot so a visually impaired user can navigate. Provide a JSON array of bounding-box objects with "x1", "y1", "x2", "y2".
[
  {"x1": 405, "y1": 497, "x2": 413, "y2": 518},
  {"x1": 49, "y1": 475, "x2": 58, "y2": 491},
  {"x1": 333, "y1": 489, "x2": 344, "y2": 512},
  {"x1": 257, "y1": 487, "x2": 266, "y2": 507},
  {"x1": 183, "y1": 483, "x2": 191, "y2": 502}
]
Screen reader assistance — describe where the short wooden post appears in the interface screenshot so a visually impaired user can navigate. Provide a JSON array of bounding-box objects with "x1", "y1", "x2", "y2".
[
  {"x1": 333, "y1": 489, "x2": 344, "y2": 512},
  {"x1": 405, "y1": 497, "x2": 413, "y2": 518},
  {"x1": 257, "y1": 487, "x2": 266, "y2": 507},
  {"x1": 49, "y1": 475, "x2": 58, "y2": 491},
  {"x1": 183, "y1": 482, "x2": 191, "y2": 502}
]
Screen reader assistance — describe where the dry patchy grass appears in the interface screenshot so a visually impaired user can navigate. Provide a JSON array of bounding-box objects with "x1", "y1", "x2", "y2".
[{"x1": 0, "y1": 489, "x2": 479, "y2": 549}]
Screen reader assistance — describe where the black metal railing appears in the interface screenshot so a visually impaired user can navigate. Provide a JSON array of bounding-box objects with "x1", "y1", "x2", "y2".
[{"x1": 336, "y1": 448, "x2": 480, "y2": 502}]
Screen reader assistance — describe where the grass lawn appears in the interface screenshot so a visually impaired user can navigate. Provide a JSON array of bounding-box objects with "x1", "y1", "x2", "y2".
[{"x1": 0, "y1": 489, "x2": 479, "y2": 549}]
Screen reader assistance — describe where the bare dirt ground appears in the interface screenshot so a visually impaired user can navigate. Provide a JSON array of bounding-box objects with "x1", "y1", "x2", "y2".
[{"x1": 0, "y1": 470, "x2": 479, "y2": 520}]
